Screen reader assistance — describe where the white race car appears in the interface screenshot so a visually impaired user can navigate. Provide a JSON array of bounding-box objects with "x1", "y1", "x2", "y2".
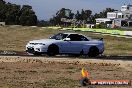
[{"x1": 26, "y1": 33, "x2": 104, "y2": 57}]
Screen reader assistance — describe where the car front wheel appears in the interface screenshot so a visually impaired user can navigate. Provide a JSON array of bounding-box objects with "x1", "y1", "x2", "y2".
[
  {"x1": 47, "y1": 45, "x2": 59, "y2": 56},
  {"x1": 88, "y1": 46, "x2": 99, "y2": 57},
  {"x1": 33, "y1": 52, "x2": 42, "y2": 56}
]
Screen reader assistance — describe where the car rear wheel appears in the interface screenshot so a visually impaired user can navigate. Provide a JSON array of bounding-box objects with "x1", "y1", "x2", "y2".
[
  {"x1": 47, "y1": 45, "x2": 59, "y2": 56},
  {"x1": 88, "y1": 46, "x2": 99, "y2": 57}
]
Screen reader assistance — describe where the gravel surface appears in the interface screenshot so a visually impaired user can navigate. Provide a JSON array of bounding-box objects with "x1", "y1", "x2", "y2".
[{"x1": 0, "y1": 56, "x2": 131, "y2": 88}]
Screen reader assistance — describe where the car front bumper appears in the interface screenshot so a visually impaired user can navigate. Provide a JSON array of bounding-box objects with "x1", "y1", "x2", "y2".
[{"x1": 26, "y1": 45, "x2": 48, "y2": 54}]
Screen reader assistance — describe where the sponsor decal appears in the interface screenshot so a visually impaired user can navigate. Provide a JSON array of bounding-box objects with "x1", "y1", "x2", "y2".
[{"x1": 80, "y1": 68, "x2": 131, "y2": 86}]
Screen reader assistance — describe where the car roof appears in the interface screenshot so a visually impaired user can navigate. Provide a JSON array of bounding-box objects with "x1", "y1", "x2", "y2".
[{"x1": 58, "y1": 33, "x2": 92, "y2": 40}]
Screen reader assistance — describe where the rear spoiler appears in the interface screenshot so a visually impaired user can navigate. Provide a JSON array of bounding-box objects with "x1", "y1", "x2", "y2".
[{"x1": 99, "y1": 38, "x2": 103, "y2": 41}]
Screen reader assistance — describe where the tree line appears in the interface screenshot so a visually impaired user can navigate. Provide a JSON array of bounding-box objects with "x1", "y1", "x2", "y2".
[
  {"x1": 0, "y1": 0, "x2": 115, "y2": 27},
  {"x1": 47, "y1": 8, "x2": 115, "y2": 27},
  {"x1": 0, "y1": 0, "x2": 37, "y2": 26}
]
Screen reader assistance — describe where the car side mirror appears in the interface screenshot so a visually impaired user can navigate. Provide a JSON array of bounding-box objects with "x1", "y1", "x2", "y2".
[{"x1": 64, "y1": 38, "x2": 71, "y2": 41}]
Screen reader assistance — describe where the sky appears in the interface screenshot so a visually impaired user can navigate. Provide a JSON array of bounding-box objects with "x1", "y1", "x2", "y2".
[{"x1": 5, "y1": 0, "x2": 132, "y2": 20}]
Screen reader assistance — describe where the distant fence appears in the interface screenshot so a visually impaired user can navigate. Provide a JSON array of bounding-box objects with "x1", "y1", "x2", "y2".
[
  {"x1": 42, "y1": 27, "x2": 132, "y2": 37},
  {"x1": 47, "y1": 26, "x2": 62, "y2": 29},
  {"x1": 62, "y1": 28, "x2": 132, "y2": 37}
]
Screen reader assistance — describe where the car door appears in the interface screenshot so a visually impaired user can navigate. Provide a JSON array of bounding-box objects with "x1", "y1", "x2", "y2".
[
  {"x1": 66, "y1": 34, "x2": 88, "y2": 54},
  {"x1": 58, "y1": 40, "x2": 72, "y2": 53}
]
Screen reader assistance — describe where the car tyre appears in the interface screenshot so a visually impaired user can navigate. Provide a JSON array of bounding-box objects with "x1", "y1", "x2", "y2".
[
  {"x1": 88, "y1": 46, "x2": 99, "y2": 57},
  {"x1": 47, "y1": 45, "x2": 59, "y2": 56},
  {"x1": 33, "y1": 52, "x2": 42, "y2": 56}
]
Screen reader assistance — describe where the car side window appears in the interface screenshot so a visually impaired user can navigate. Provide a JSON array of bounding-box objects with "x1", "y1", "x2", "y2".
[
  {"x1": 79, "y1": 35, "x2": 89, "y2": 41},
  {"x1": 67, "y1": 34, "x2": 88, "y2": 41}
]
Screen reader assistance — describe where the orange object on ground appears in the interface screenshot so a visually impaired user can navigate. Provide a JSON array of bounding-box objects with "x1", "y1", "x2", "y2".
[{"x1": 81, "y1": 68, "x2": 89, "y2": 78}]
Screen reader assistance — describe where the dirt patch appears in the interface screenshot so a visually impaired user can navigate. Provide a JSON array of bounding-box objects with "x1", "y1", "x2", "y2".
[{"x1": 0, "y1": 56, "x2": 131, "y2": 88}]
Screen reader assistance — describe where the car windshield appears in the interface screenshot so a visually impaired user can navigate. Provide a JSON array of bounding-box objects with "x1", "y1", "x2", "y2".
[{"x1": 50, "y1": 33, "x2": 68, "y2": 40}]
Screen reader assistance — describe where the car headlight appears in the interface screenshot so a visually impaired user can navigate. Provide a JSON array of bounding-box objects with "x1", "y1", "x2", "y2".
[
  {"x1": 39, "y1": 43, "x2": 45, "y2": 45},
  {"x1": 29, "y1": 43, "x2": 45, "y2": 45}
]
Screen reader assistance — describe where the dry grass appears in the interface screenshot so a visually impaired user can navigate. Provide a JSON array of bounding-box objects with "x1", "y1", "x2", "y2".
[
  {"x1": 0, "y1": 26, "x2": 132, "y2": 88},
  {"x1": 0, "y1": 26, "x2": 59, "y2": 51},
  {"x1": 0, "y1": 26, "x2": 132, "y2": 55}
]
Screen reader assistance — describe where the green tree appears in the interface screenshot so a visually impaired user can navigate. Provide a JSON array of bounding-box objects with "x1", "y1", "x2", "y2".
[
  {"x1": 75, "y1": 10, "x2": 81, "y2": 20},
  {"x1": 19, "y1": 5, "x2": 37, "y2": 26},
  {"x1": 51, "y1": 8, "x2": 73, "y2": 26},
  {"x1": 75, "y1": 9, "x2": 92, "y2": 22},
  {"x1": 5, "y1": 3, "x2": 21, "y2": 25},
  {"x1": 0, "y1": 0, "x2": 37, "y2": 26},
  {"x1": 0, "y1": 0, "x2": 6, "y2": 21},
  {"x1": 80, "y1": 9, "x2": 85, "y2": 20}
]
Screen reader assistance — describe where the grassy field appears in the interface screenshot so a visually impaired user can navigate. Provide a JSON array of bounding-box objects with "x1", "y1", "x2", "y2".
[
  {"x1": 0, "y1": 25, "x2": 132, "y2": 55},
  {"x1": 0, "y1": 26, "x2": 132, "y2": 88}
]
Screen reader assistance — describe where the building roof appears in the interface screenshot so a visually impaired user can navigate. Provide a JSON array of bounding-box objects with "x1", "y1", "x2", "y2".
[{"x1": 114, "y1": 18, "x2": 127, "y2": 20}]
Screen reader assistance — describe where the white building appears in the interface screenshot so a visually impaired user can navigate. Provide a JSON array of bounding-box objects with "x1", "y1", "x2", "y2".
[
  {"x1": 96, "y1": 18, "x2": 112, "y2": 24},
  {"x1": 107, "y1": 12, "x2": 118, "y2": 19},
  {"x1": 121, "y1": 5, "x2": 132, "y2": 12},
  {"x1": 96, "y1": 4, "x2": 132, "y2": 28},
  {"x1": 108, "y1": 5, "x2": 132, "y2": 19}
]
